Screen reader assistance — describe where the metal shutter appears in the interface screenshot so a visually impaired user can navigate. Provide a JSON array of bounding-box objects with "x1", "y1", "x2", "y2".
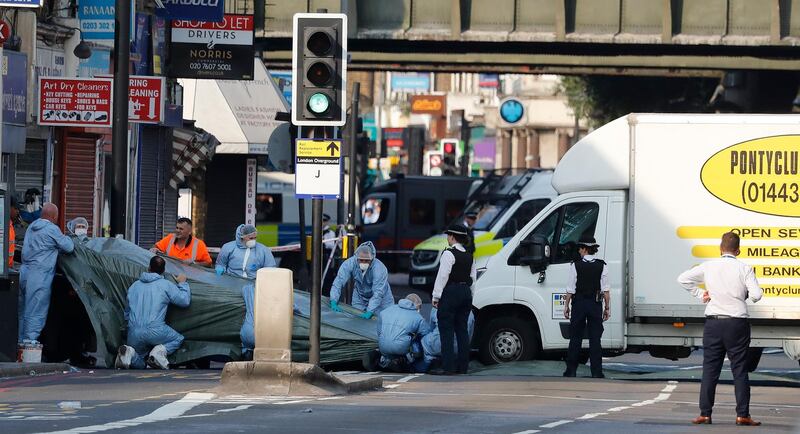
[
  {"x1": 63, "y1": 135, "x2": 98, "y2": 231},
  {"x1": 15, "y1": 139, "x2": 45, "y2": 198}
]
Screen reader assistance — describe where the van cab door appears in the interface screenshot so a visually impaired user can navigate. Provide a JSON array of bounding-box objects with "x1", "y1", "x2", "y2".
[{"x1": 512, "y1": 196, "x2": 620, "y2": 350}]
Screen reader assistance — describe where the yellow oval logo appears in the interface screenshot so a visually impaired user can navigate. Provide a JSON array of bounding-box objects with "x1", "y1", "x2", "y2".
[{"x1": 701, "y1": 135, "x2": 800, "y2": 217}]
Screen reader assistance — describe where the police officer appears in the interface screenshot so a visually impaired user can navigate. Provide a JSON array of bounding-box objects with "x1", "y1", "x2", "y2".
[
  {"x1": 430, "y1": 223, "x2": 476, "y2": 375},
  {"x1": 563, "y1": 236, "x2": 610, "y2": 378},
  {"x1": 462, "y1": 211, "x2": 477, "y2": 254}
]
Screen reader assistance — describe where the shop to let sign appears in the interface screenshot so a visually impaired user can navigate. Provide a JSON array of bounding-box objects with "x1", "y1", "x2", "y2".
[
  {"x1": 38, "y1": 77, "x2": 113, "y2": 127},
  {"x1": 169, "y1": 14, "x2": 254, "y2": 80}
]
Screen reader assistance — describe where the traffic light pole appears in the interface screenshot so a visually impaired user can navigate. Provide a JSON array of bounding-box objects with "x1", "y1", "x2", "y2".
[
  {"x1": 459, "y1": 112, "x2": 471, "y2": 176},
  {"x1": 309, "y1": 197, "x2": 323, "y2": 366},
  {"x1": 346, "y1": 82, "x2": 359, "y2": 253},
  {"x1": 110, "y1": 0, "x2": 131, "y2": 237}
]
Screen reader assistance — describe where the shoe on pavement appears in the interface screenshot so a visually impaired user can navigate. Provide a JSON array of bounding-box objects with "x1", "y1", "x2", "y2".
[
  {"x1": 562, "y1": 370, "x2": 576, "y2": 378},
  {"x1": 115, "y1": 345, "x2": 135, "y2": 369},
  {"x1": 428, "y1": 369, "x2": 455, "y2": 376},
  {"x1": 691, "y1": 416, "x2": 712, "y2": 425},
  {"x1": 591, "y1": 373, "x2": 605, "y2": 379},
  {"x1": 735, "y1": 417, "x2": 761, "y2": 426},
  {"x1": 146, "y1": 344, "x2": 170, "y2": 370}
]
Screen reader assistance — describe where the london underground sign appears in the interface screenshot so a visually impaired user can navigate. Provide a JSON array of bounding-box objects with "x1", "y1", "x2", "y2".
[{"x1": 499, "y1": 97, "x2": 525, "y2": 125}]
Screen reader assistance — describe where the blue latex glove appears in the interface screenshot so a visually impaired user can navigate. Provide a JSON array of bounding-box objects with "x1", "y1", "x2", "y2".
[
  {"x1": 360, "y1": 311, "x2": 374, "y2": 320},
  {"x1": 215, "y1": 265, "x2": 225, "y2": 276},
  {"x1": 330, "y1": 300, "x2": 342, "y2": 312},
  {"x1": 248, "y1": 264, "x2": 258, "y2": 273}
]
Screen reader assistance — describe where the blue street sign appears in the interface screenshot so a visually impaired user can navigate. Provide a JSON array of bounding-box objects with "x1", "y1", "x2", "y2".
[
  {"x1": 78, "y1": 0, "x2": 135, "y2": 41},
  {"x1": 0, "y1": 0, "x2": 42, "y2": 8},
  {"x1": 155, "y1": 0, "x2": 225, "y2": 22},
  {"x1": 499, "y1": 98, "x2": 525, "y2": 125}
]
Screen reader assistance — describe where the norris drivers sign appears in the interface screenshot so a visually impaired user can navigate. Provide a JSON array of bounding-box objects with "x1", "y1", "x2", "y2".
[{"x1": 169, "y1": 14, "x2": 254, "y2": 80}]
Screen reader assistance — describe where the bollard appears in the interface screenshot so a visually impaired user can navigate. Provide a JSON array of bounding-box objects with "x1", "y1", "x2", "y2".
[
  {"x1": 218, "y1": 267, "x2": 383, "y2": 396},
  {"x1": 253, "y1": 268, "x2": 293, "y2": 362}
]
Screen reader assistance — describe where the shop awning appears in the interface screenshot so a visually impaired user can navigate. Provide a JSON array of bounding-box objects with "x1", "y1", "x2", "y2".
[
  {"x1": 179, "y1": 59, "x2": 290, "y2": 155},
  {"x1": 170, "y1": 124, "x2": 219, "y2": 189}
]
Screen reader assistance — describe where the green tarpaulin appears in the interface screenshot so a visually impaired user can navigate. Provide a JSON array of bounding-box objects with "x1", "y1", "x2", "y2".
[{"x1": 57, "y1": 237, "x2": 377, "y2": 368}]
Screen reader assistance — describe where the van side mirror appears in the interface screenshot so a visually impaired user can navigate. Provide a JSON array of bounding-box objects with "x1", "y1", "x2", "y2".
[{"x1": 517, "y1": 235, "x2": 550, "y2": 274}]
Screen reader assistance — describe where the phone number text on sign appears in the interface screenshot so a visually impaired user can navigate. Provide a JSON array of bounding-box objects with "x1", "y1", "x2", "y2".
[{"x1": 38, "y1": 77, "x2": 113, "y2": 127}]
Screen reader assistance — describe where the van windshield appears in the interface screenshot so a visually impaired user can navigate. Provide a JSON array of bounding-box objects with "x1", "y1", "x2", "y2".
[{"x1": 469, "y1": 199, "x2": 511, "y2": 231}]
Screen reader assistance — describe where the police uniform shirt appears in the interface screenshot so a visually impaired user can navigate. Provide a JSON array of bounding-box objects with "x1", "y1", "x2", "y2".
[
  {"x1": 566, "y1": 255, "x2": 610, "y2": 295},
  {"x1": 677, "y1": 254, "x2": 763, "y2": 318},
  {"x1": 432, "y1": 243, "x2": 477, "y2": 301}
]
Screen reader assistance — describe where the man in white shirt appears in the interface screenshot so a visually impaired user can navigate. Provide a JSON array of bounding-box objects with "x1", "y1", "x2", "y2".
[{"x1": 677, "y1": 231, "x2": 763, "y2": 426}]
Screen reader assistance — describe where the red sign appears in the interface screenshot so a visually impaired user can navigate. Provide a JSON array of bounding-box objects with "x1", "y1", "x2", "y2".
[
  {"x1": 0, "y1": 20, "x2": 10, "y2": 44},
  {"x1": 128, "y1": 76, "x2": 165, "y2": 124},
  {"x1": 38, "y1": 77, "x2": 113, "y2": 127},
  {"x1": 172, "y1": 14, "x2": 254, "y2": 31}
]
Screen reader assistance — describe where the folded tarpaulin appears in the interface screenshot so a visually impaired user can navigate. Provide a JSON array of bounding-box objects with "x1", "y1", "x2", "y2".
[{"x1": 57, "y1": 237, "x2": 377, "y2": 368}]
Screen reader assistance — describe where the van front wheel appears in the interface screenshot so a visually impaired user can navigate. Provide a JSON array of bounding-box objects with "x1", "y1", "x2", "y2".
[{"x1": 479, "y1": 317, "x2": 539, "y2": 365}]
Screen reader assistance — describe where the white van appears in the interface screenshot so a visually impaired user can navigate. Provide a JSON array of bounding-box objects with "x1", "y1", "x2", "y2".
[
  {"x1": 409, "y1": 169, "x2": 557, "y2": 292},
  {"x1": 473, "y1": 114, "x2": 800, "y2": 369}
]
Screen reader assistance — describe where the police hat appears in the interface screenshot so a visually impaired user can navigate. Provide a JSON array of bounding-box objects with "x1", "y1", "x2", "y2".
[
  {"x1": 322, "y1": 213, "x2": 331, "y2": 222},
  {"x1": 576, "y1": 235, "x2": 599, "y2": 248},
  {"x1": 445, "y1": 223, "x2": 469, "y2": 237}
]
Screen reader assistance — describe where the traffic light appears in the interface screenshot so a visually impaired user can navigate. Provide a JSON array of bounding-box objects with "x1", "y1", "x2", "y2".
[
  {"x1": 292, "y1": 13, "x2": 347, "y2": 126},
  {"x1": 441, "y1": 138, "x2": 458, "y2": 169}
]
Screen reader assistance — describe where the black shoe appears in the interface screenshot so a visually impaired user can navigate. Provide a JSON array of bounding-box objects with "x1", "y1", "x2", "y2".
[
  {"x1": 362, "y1": 350, "x2": 379, "y2": 371},
  {"x1": 563, "y1": 370, "x2": 576, "y2": 377},
  {"x1": 591, "y1": 373, "x2": 605, "y2": 379},
  {"x1": 428, "y1": 368, "x2": 456, "y2": 376}
]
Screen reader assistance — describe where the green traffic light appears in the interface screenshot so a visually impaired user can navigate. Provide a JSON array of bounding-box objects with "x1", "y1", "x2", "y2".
[{"x1": 308, "y1": 92, "x2": 330, "y2": 114}]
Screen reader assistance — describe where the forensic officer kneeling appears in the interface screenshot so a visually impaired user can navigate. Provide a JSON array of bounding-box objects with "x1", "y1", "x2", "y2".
[{"x1": 563, "y1": 236, "x2": 610, "y2": 378}]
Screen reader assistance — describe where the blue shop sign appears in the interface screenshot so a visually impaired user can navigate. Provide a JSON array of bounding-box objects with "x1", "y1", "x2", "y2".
[
  {"x1": 0, "y1": 0, "x2": 42, "y2": 8},
  {"x1": 390, "y1": 73, "x2": 430, "y2": 92},
  {"x1": 155, "y1": 0, "x2": 224, "y2": 22},
  {"x1": 78, "y1": 0, "x2": 135, "y2": 41},
  {"x1": 3, "y1": 50, "x2": 27, "y2": 126},
  {"x1": 499, "y1": 98, "x2": 525, "y2": 125}
]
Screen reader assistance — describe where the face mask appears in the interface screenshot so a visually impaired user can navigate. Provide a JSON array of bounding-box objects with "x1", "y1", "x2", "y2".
[
  {"x1": 358, "y1": 262, "x2": 370, "y2": 272},
  {"x1": 75, "y1": 228, "x2": 88, "y2": 237},
  {"x1": 245, "y1": 240, "x2": 256, "y2": 248}
]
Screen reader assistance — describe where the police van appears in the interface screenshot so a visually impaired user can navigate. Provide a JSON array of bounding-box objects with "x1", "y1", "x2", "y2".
[
  {"x1": 473, "y1": 114, "x2": 800, "y2": 369},
  {"x1": 409, "y1": 169, "x2": 556, "y2": 293}
]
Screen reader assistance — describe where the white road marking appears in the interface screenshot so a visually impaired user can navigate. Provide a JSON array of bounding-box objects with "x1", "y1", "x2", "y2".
[
  {"x1": 577, "y1": 413, "x2": 607, "y2": 420},
  {"x1": 397, "y1": 374, "x2": 423, "y2": 383},
  {"x1": 316, "y1": 397, "x2": 344, "y2": 401},
  {"x1": 384, "y1": 384, "x2": 401, "y2": 389},
  {"x1": 527, "y1": 382, "x2": 679, "y2": 434},
  {"x1": 539, "y1": 420, "x2": 572, "y2": 428},
  {"x1": 387, "y1": 391, "x2": 637, "y2": 403},
  {"x1": 35, "y1": 392, "x2": 215, "y2": 434},
  {"x1": 274, "y1": 399, "x2": 312, "y2": 405},
  {"x1": 512, "y1": 430, "x2": 541, "y2": 434},
  {"x1": 216, "y1": 405, "x2": 252, "y2": 413}
]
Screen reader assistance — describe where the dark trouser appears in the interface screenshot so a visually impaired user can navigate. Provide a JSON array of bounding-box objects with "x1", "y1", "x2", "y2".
[
  {"x1": 565, "y1": 297, "x2": 604, "y2": 376},
  {"x1": 700, "y1": 317, "x2": 751, "y2": 418},
  {"x1": 438, "y1": 283, "x2": 472, "y2": 373}
]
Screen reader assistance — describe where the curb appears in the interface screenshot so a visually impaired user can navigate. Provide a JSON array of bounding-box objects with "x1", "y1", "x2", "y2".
[{"x1": 0, "y1": 363, "x2": 75, "y2": 379}]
